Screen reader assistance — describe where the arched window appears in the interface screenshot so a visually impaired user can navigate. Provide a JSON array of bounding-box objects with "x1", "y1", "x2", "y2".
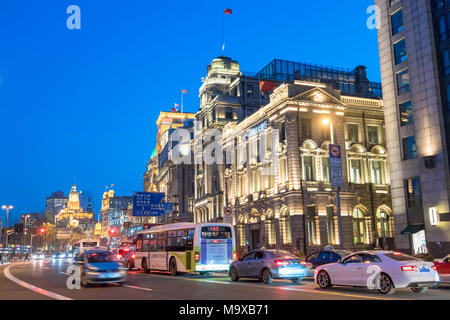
[
  {"x1": 352, "y1": 207, "x2": 370, "y2": 245},
  {"x1": 376, "y1": 208, "x2": 394, "y2": 238}
]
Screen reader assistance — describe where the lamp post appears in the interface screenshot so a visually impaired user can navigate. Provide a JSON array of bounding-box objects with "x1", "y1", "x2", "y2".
[
  {"x1": 322, "y1": 119, "x2": 344, "y2": 249},
  {"x1": 1, "y1": 205, "x2": 13, "y2": 247},
  {"x1": 24, "y1": 215, "x2": 30, "y2": 247}
]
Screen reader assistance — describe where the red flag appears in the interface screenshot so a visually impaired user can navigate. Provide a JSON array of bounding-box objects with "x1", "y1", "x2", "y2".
[
  {"x1": 175, "y1": 103, "x2": 179, "y2": 107},
  {"x1": 182, "y1": 89, "x2": 187, "y2": 93},
  {"x1": 260, "y1": 80, "x2": 276, "y2": 93},
  {"x1": 224, "y1": 9, "x2": 232, "y2": 14}
]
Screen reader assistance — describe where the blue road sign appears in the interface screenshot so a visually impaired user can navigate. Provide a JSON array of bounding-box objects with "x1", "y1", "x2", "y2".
[
  {"x1": 132, "y1": 192, "x2": 165, "y2": 216},
  {"x1": 329, "y1": 144, "x2": 343, "y2": 187}
]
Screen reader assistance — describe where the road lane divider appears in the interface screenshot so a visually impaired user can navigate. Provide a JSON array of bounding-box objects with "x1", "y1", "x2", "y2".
[{"x1": 4, "y1": 264, "x2": 73, "y2": 300}]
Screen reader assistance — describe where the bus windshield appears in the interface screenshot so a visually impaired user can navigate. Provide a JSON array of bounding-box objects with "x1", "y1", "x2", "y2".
[
  {"x1": 201, "y1": 226, "x2": 232, "y2": 239},
  {"x1": 82, "y1": 242, "x2": 98, "y2": 247}
]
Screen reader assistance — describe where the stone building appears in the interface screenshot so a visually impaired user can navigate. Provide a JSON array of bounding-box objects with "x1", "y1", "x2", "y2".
[
  {"x1": 221, "y1": 80, "x2": 392, "y2": 255},
  {"x1": 55, "y1": 185, "x2": 94, "y2": 229},
  {"x1": 376, "y1": 0, "x2": 450, "y2": 256},
  {"x1": 153, "y1": 119, "x2": 195, "y2": 222},
  {"x1": 193, "y1": 56, "x2": 274, "y2": 222}
]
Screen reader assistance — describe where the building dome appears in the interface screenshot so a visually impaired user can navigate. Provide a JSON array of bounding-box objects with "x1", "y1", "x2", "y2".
[{"x1": 207, "y1": 56, "x2": 241, "y2": 77}]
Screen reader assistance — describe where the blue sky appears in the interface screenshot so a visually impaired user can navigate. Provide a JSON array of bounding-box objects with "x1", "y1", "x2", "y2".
[{"x1": 0, "y1": 0, "x2": 380, "y2": 225}]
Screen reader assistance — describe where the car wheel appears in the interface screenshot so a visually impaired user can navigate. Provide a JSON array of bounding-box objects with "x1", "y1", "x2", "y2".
[
  {"x1": 410, "y1": 286, "x2": 428, "y2": 293},
  {"x1": 262, "y1": 269, "x2": 273, "y2": 285},
  {"x1": 317, "y1": 271, "x2": 332, "y2": 289},
  {"x1": 377, "y1": 273, "x2": 396, "y2": 295},
  {"x1": 142, "y1": 258, "x2": 149, "y2": 273},
  {"x1": 127, "y1": 261, "x2": 133, "y2": 271},
  {"x1": 169, "y1": 258, "x2": 178, "y2": 276},
  {"x1": 229, "y1": 267, "x2": 239, "y2": 281},
  {"x1": 81, "y1": 272, "x2": 89, "y2": 287},
  {"x1": 291, "y1": 279, "x2": 300, "y2": 284}
]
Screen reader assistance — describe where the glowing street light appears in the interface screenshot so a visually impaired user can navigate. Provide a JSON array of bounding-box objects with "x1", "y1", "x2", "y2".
[{"x1": 1, "y1": 205, "x2": 13, "y2": 246}]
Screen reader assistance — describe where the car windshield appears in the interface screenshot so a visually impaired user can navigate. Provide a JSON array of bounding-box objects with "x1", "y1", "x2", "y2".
[
  {"x1": 335, "y1": 250, "x2": 353, "y2": 257},
  {"x1": 86, "y1": 252, "x2": 115, "y2": 263},
  {"x1": 384, "y1": 252, "x2": 421, "y2": 262},
  {"x1": 272, "y1": 251, "x2": 296, "y2": 259}
]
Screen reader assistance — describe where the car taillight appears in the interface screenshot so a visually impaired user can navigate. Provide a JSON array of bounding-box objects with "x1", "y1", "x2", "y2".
[
  {"x1": 401, "y1": 265, "x2": 417, "y2": 272},
  {"x1": 131, "y1": 254, "x2": 136, "y2": 259},
  {"x1": 275, "y1": 260, "x2": 289, "y2": 267},
  {"x1": 300, "y1": 261, "x2": 307, "y2": 266},
  {"x1": 116, "y1": 254, "x2": 122, "y2": 259},
  {"x1": 431, "y1": 265, "x2": 437, "y2": 270},
  {"x1": 194, "y1": 252, "x2": 200, "y2": 263}
]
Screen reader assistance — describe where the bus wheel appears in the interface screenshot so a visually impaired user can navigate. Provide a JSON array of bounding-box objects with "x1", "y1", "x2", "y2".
[
  {"x1": 142, "y1": 258, "x2": 149, "y2": 273},
  {"x1": 169, "y1": 258, "x2": 178, "y2": 276}
]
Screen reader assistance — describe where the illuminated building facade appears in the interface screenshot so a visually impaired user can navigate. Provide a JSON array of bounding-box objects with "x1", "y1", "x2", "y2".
[
  {"x1": 193, "y1": 56, "x2": 273, "y2": 223},
  {"x1": 45, "y1": 191, "x2": 68, "y2": 223},
  {"x1": 376, "y1": 0, "x2": 450, "y2": 256},
  {"x1": 55, "y1": 185, "x2": 94, "y2": 229},
  {"x1": 219, "y1": 80, "x2": 391, "y2": 254},
  {"x1": 143, "y1": 111, "x2": 196, "y2": 193}
]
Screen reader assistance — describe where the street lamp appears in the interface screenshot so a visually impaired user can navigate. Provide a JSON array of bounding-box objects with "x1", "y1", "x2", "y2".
[
  {"x1": 321, "y1": 119, "x2": 344, "y2": 249},
  {"x1": 1, "y1": 205, "x2": 13, "y2": 247}
]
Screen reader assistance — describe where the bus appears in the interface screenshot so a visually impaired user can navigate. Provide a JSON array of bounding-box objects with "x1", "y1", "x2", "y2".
[
  {"x1": 73, "y1": 239, "x2": 100, "y2": 254},
  {"x1": 134, "y1": 223, "x2": 236, "y2": 275}
]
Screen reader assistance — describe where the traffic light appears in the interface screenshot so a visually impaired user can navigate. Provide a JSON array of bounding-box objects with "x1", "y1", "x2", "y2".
[
  {"x1": 108, "y1": 228, "x2": 118, "y2": 237},
  {"x1": 39, "y1": 227, "x2": 46, "y2": 235}
]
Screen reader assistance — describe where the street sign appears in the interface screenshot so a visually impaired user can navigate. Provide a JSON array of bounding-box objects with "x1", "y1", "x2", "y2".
[
  {"x1": 164, "y1": 202, "x2": 173, "y2": 215},
  {"x1": 329, "y1": 144, "x2": 343, "y2": 187},
  {"x1": 133, "y1": 192, "x2": 165, "y2": 216},
  {"x1": 223, "y1": 206, "x2": 234, "y2": 225}
]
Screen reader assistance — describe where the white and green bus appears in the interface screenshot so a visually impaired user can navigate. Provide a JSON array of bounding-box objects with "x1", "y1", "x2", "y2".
[{"x1": 134, "y1": 223, "x2": 236, "y2": 275}]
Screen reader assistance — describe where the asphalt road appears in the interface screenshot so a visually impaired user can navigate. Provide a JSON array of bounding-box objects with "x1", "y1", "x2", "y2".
[{"x1": 0, "y1": 260, "x2": 449, "y2": 300}]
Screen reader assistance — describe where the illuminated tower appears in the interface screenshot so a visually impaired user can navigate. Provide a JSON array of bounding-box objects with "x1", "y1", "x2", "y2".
[{"x1": 67, "y1": 184, "x2": 81, "y2": 210}]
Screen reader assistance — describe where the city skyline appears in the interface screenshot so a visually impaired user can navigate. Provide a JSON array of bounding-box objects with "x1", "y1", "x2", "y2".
[{"x1": 0, "y1": 0, "x2": 380, "y2": 223}]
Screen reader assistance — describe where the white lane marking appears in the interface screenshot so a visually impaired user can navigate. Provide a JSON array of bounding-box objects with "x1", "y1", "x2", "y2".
[
  {"x1": 3, "y1": 264, "x2": 72, "y2": 300},
  {"x1": 110, "y1": 282, "x2": 153, "y2": 291},
  {"x1": 59, "y1": 272, "x2": 70, "y2": 275},
  {"x1": 131, "y1": 272, "x2": 406, "y2": 300},
  {"x1": 123, "y1": 284, "x2": 153, "y2": 291}
]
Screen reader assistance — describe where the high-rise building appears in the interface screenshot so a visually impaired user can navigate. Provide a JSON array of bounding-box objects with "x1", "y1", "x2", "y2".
[
  {"x1": 376, "y1": 0, "x2": 450, "y2": 256},
  {"x1": 45, "y1": 191, "x2": 68, "y2": 223}
]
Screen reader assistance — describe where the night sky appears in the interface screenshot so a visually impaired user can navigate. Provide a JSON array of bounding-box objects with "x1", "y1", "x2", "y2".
[{"x1": 0, "y1": 0, "x2": 380, "y2": 225}]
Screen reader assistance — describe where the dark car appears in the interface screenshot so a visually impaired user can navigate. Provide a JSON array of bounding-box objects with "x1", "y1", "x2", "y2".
[
  {"x1": 229, "y1": 250, "x2": 308, "y2": 284},
  {"x1": 305, "y1": 249, "x2": 353, "y2": 277}
]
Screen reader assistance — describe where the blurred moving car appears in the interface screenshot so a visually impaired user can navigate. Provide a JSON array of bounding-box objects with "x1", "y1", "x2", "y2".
[
  {"x1": 315, "y1": 251, "x2": 439, "y2": 294},
  {"x1": 121, "y1": 250, "x2": 136, "y2": 270},
  {"x1": 74, "y1": 249, "x2": 127, "y2": 287},
  {"x1": 305, "y1": 249, "x2": 353, "y2": 277},
  {"x1": 31, "y1": 252, "x2": 45, "y2": 260},
  {"x1": 229, "y1": 250, "x2": 308, "y2": 284},
  {"x1": 51, "y1": 252, "x2": 67, "y2": 260},
  {"x1": 433, "y1": 254, "x2": 450, "y2": 284}
]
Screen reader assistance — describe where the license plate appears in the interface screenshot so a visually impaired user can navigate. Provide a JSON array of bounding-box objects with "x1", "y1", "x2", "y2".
[{"x1": 419, "y1": 266, "x2": 430, "y2": 273}]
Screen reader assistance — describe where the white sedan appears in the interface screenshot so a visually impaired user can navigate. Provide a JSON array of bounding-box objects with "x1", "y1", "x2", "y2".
[{"x1": 314, "y1": 251, "x2": 439, "y2": 294}]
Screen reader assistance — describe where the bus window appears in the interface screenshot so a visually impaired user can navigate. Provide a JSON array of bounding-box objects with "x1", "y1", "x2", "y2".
[
  {"x1": 82, "y1": 241, "x2": 98, "y2": 247},
  {"x1": 186, "y1": 229, "x2": 194, "y2": 250},
  {"x1": 136, "y1": 234, "x2": 143, "y2": 252},
  {"x1": 201, "y1": 226, "x2": 232, "y2": 239}
]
